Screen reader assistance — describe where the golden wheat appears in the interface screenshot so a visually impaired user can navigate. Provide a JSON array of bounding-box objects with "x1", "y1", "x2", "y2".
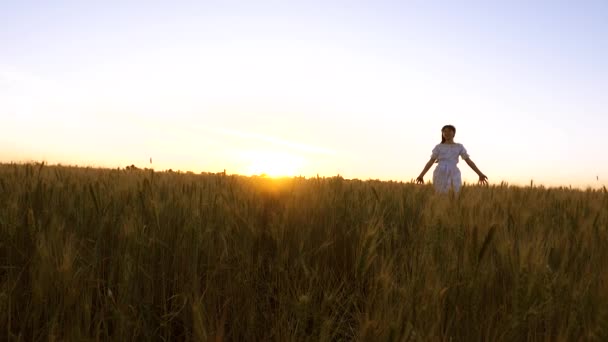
[{"x1": 1, "y1": 163, "x2": 607, "y2": 341}]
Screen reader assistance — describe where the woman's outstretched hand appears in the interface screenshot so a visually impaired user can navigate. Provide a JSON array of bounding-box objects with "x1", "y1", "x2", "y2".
[
  {"x1": 416, "y1": 176, "x2": 424, "y2": 184},
  {"x1": 478, "y1": 174, "x2": 488, "y2": 185}
]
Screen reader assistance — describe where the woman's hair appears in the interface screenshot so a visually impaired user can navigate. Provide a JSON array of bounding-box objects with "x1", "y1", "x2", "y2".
[{"x1": 441, "y1": 125, "x2": 456, "y2": 143}]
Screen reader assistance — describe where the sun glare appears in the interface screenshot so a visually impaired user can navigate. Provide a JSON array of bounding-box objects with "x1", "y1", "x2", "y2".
[{"x1": 243, "y1": 151, "x2": 305, "y2": 177}]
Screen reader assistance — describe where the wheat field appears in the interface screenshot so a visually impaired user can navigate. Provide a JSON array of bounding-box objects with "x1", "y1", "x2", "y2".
[{"x1": 1, "y1": 163, "x2": 607, "y2": 341}]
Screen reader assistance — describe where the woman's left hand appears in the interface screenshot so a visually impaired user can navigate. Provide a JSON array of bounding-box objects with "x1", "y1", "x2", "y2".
[{"x1": 478, "y1": 174, "x2": 488, "y2": 185}]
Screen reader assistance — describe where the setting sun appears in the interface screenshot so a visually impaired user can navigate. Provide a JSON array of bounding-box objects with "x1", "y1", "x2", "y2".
[{"x1": 243, "y1": 150, "x2": 305, "y2": 177}]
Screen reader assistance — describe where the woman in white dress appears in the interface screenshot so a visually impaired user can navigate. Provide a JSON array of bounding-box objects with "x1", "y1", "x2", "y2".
[{"x1": 416, "y1": 125, "x2": 488, "y2": 193}]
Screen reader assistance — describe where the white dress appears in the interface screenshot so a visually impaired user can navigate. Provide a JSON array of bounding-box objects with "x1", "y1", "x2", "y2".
[{"x1": 431, "y1": 143, "x2": 470, "y2": 193}]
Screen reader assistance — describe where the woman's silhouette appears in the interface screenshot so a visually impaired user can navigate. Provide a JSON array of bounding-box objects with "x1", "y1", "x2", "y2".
[{"x1": 416, "y1": 125, "x2": 487, "y2": 193}]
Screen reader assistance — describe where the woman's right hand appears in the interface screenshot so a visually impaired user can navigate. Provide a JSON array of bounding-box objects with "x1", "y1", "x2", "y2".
[{"x1": 416, "y1": 176, "x2": 424, "y2": 184}]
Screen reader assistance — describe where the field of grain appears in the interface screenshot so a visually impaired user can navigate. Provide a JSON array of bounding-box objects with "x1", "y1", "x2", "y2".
[{"x1": 1, "y1": 163, "x2": 607, "y2": 341}]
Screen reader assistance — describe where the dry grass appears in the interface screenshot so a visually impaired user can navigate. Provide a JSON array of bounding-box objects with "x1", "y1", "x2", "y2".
[{"x1": 1, "y1": 162, "x2": 607, "y2": 341}]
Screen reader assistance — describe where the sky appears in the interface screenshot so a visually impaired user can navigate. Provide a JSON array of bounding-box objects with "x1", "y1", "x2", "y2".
[{"x1": 1, "y1": 0, "x2": 607, "y2": 188}]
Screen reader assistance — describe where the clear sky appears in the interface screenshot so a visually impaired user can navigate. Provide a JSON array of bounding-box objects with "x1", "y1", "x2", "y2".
[{"x1": 1, "y1": 1, "x2": 607, "y2": 188}]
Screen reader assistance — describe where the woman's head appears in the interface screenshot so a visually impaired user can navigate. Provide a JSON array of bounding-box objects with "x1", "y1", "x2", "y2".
[{"x1": 441, "y1": 125, "x2": 456, "y2": 143}]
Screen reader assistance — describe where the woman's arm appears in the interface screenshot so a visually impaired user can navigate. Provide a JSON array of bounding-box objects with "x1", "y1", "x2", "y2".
[
  {"x1": 464, "y1": 158, "x2": 488, "y2": 183},
  {"x1": 416, "y1": 157, "x2": 436, "y2": 183},
  {"x1": 464, "y1": 158, "x2": 483, "y2": 175}
]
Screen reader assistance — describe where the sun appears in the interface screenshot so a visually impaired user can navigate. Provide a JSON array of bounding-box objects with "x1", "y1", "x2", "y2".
[{"x1": 244, "y1": 151, "x2": 305, "y2": 177}]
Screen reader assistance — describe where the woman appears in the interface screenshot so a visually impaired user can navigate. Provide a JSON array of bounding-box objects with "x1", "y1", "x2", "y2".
[{"x1": 416, "y1": 124, "x2": 488, "y2": 193}]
